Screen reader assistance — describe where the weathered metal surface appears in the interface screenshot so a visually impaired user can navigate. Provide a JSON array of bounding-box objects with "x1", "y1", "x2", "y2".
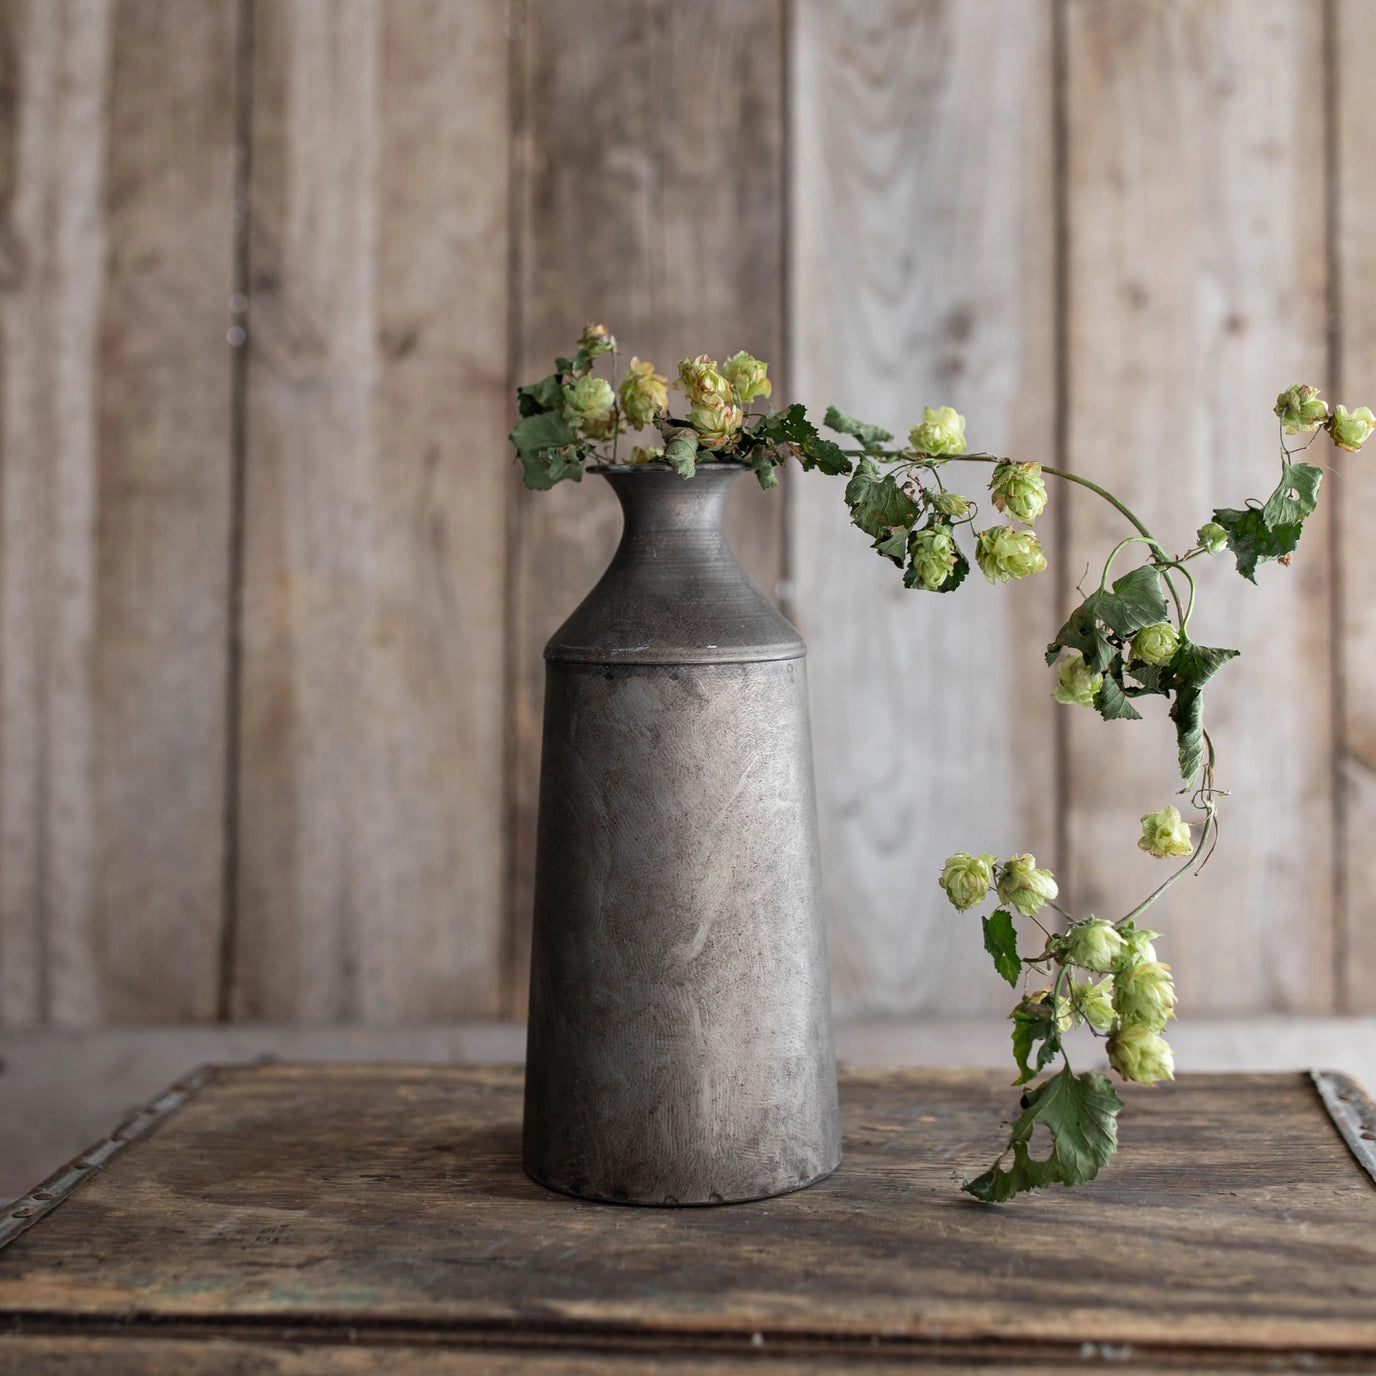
[
  {"x1": 1312, "y1": 1069, "x2": 1376, "y2": 1186},
  {"x1": 0, "y1": 1066, "x2": 217, "y2": 1251},
  {"x1": 524, "y1": 463, "x2": 840, "y2": 1205}
]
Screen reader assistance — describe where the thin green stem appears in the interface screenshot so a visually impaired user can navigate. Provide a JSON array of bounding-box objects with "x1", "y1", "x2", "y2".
[{"x1": 1118, "y1": 811, "x2": 1216, "y2": 925}]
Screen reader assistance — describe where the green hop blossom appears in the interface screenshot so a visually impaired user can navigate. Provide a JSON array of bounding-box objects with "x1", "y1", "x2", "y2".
[
  {"x1": 618, "y1": 357, "x2": 669, "y2": 428},
  {"x1": 688, "y1": 399, "x2": 744, "y2": 451},
  {"x1": 1062, "y1": 917, "x2": 1127, "y2": 974},
  {"x1": 1197, "y1": 521, "x2": 1228, "y2": 554},
  {"x1": 996, "y1": 853, "x2": 1059, "y2": 917},
  {"x1": 720, "y1": 351, "x2": 772, "y2": 407},
  {"x1": 1053, "y1": 651, "x2": 1102, "y2": 708},
  {"x1": 1274, "y1": 383, "x2": 1328, "y2": 434},
  {"x1": 1107, "y1": 1023, "x2": 1175, "y2": 1084},
  {"x1": 563, "y1": 374, "x2": 618, "y2": 440},
  {"x1": 1072, "y1": 978, "x2": 1117, "y2": 1032},
  {"x1": 908, "y1": 525, "x2": 959, "y2": 591},
  {"x1": 931, "y1": 491, "x2": 972, "y2": 518},
  {"x1": 1130, "y1": 621, "x2": 1180, "y2": 667},
  {"x1": 989, "y1": 461, "x2": 1047, "y2": 525},
  {"x1": 1138, "y1": 805, "x2": 1193, "y2": 859},
  {"x1": 579, "y1": 322, "x2": 616, "y2": 358},
  {"x1": 1113, "y1": 959, "x2": 1177, "y2": 1033},
  {"x1": 675, "y1": 354, "x2": 733, "y2": 407},
  {"x1": 909, "y1": 405, "x2": 967, "y2": 457},
  {"x1": 1331, "y1": 404, "x2": 1376, "y2": 453},
  {"x1": 1119, "y1": 924, "x2": 1162, "y2": 968},
  {"x1": 630, "y1": 445, "x2": 663, "y2": 465},
  {"x1": 974, "y1": 526, "x2": 1046, "y2": 585},
  {"x1": 938, "y1": 851, "x2": 995, "y2": 911}
]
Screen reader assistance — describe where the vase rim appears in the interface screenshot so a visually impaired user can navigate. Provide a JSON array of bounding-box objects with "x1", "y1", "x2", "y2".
[{"x1": 587, "y1": 460, "x2": 750, "y2": 473}]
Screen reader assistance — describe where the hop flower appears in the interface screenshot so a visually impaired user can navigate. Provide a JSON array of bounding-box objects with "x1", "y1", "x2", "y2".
[
  {"x1": 931, "y1": 491, "x2": 972, "y2": 518},
  {"x1": 909, "y1": 406, "x2": 967, "y2": 457},
  {"x1": 908, "y1": 525, "x2": 959, "y2": 591},
  {"x1": 974, "y1": 526, "x2": 1046, "y2": 584},
  {"x1": 688, "y1": 399, "x2": 745, "y2": 451},
  {"x1": 1072, "y1": 978, "x2": 1117, "y2": 1032},
  {"x1": 1053, "y1": 651, "x2": 1102, "y2": 708},
  {"x1": 1113, "y1": 959, "x2": 1177, "y2": 1033},
  {"x1": 720, "y1": 351, "x2": 772, "y2": 406},
  {"x1": 675, "y1": 355, "x2": 733, "y2": 407},
  {"x1": 1062, "y1": 917, "x2": 1127, "y2": 973},
  {"x1": 938, "y1": 851, "x2": 995, "y2": 911},
  {"x1": 579, "y1": 323, "x2": 616, "y2": 358},
  {"x1": 989, "y1": 461, "x2": 1047, "y2": 525},
  {"x1": 1331, "y1": 404, "x2": 1376, "y2": 453},
  {"x1": 996, "y1": 853, "x2": 1059, "y2": 917},
  {"x1": 630, "y1": 445, "x2": 663, "y2": 465},
  {"x1": 618, "y1": 357, "x2": 669, "y2": 428},
  {"x1": 1138, "y1": 805, "x2": 1193, "y2": 859},
  {"x1": 1129, "y1": 621, "x2": 1180, "y2": 667},
  {"x1": 1108, "y1": 1023, "x2": 1175, "y2": 1084},
  {"x1": 1120, "y1": 924, "x2": 1162, "y2": 968},
  {"x1": 1274, "y1": 384, "x2": 1328, "y2": 434},
  {"x1": 563, "y1": 374, "x2": 618, "y2": 439},
  {"x1": 1197, "y1": 521, "x2": 1228, "y2": 554}
]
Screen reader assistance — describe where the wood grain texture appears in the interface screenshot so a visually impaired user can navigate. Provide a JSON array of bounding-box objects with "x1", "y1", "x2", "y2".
[
  {"x1": 0, "y1": 0, "x2": 236, "y2": 1024},
  {"x1": 791, "y1": 0, "x2": 1057, "y2": 1015},
  {"x1": 1062, "y1": 0, "x2": 1331, "y2": 1012},
  {"x1": 506, "y1": 0, "x2": 788, "y2": 1013},
  {"x1": 233, "y1": 0, "x2": 509, "y2": 1020},
  {"x1": 1, "y1": 1064, "x2": 1374, "y2": 1370},
  {"x1": 1335, "y1": 0, "x2": 1376, "y2": 1013}
]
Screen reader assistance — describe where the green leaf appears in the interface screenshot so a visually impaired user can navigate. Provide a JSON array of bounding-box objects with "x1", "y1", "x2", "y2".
[
  {"x1": 517, "y1": 373, "x2": 565, "y2": 417},
  {"x1": 745, "y1": 446, "x2": 779, "y2": 491},
  {"x1": 1262, "y1": 461, "x2": 1323, "y2": 528},
  {"x1": 1049, "y1": 602, "x2": 1115, "y2": 674},
  {"x1": 964, "y1": 1067, "x2": 1123, "y2": 1202},
  {"x1": 982, "y1": 909, "x2": 1021, "y2": 987},
  {"x1": 823, "y1": 404, "x2": 893, "y2": 451},
  {"x1": 1096, "y1": 565, "x2": 1168, "y2": 638},
  {"x1": 1010, "y1": 996, "x2": 1061, "y2": 1086},
  {"x1": 1170, "y1": 685, "x2": 1204, "y2": 786},
  {"x1": 1124, "y1": 662, "x2": 1174, "y2": 696},
  {"x1": 1095, "y1": 672, "x2": 1142, "y2": 722},
  {"x1": 510, "y1": 410, "x2": 576, "y2": 456},
  {"x1": 1170, "y1": 639, "x2": 1239, "y2": 691},
  {"x1": 554, "y1": 346, "x2": 594, "y2": 376},
  {"x1": 663, "y1": 427, "x2": 699, "y2": 479},
  {"x1": 1212, "y1": 505, "x2": 1302, "y2": 583},
  {"x1": 757, "y1": 403, "x2": 852, "y2": 476},
  {"x1": 844, "y1": 456, "x2": 920, "y2": 539},
  {"x1": 518, "y1": 446, "x2": 585, "y2": 490},
  {"x1": 873, "y1": 526, "x2": 908, "y2": 566}
]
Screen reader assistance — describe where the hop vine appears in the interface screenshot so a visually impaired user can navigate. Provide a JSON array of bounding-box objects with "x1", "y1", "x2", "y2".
[{"x1": 510, "y1": 329, "x2": 1371, "y2": 1199}]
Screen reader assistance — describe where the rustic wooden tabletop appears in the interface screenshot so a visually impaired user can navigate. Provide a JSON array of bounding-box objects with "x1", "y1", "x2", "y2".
[{"x1": 0, "y1": 1064, "x2": 1373, "y2": 1373}]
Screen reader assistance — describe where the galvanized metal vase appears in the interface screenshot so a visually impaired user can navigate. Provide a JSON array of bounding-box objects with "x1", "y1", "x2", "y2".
[{"x1": 522, "y1": 460, "x2": 841, "y2": 1206}]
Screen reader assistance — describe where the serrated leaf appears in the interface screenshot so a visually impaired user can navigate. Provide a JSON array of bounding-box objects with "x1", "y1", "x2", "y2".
[
  {"x1": 1010, "y1": 996, "x2": 1061, "y2": 1086},
  {"x1": 844, "y1": 456, "x2": 919, "y2": 539},
  {"x1": 1262, "y1": 461, "x2": 1323, "y2": 528},
  {"x1": 745, "y1": 446, "x2": 779, "y2": 491},
  {"x1": 823, "y1": 404, "x2": 893, "y2": 450},
  {"x1": 1095, "y1": 672, "x2": 1142, "y2": 721},
  {"x1": 873, "y1": 526, "x2": 907, "y2": 566},
  {"x1": 982, "y1": 909, "x2": 1021, "y2": 987},
  {"x1": 757, "y1": 403, "x2": 852, "y2": 476},
  {"x1": 554, "y1": 346, "x2": 594, "y2": 377},
  {"x1": 1050, "y1": 602, "x2": 1115, "y2": 674},
  {"x1": 663, "y1": 427, "x2": 699, "y2": 479},
  {"x1": 1096, "y1": 565, "x2": 1168, "y2": 638},
  {"x1": 1170, "y1": 685, "x2": 1204, "y2": 786},
  {"x1": 519, "y1": 446, "x2": 585, "y2": 490},
  {"x1": 1212, "y1": 505, "x2": 1302, "y2": 582},
  {"x1": 964, "y1": 1068, "x2": 1123, "y2": 1202},
  {"x1": 1124, "y1": 662, "x2": 1174, "y2": 696},
  {"x1": 517, "y1": 373, "x2": 565, "y2": 417},
  {"x1": 1170, "y1": 640, "x2": 1239, "y2": 691},
  {"x1": 510, "y1": 410, "x2": 576, "y2": 456}
]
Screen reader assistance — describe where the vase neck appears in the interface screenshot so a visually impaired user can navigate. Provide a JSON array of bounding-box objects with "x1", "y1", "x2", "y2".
[{"x1": 544, "y1": 463, "x2": 805, "y2": 666}]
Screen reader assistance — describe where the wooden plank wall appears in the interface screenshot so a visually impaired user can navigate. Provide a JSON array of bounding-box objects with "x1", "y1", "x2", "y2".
[{"x1": 0, "y1": 0, "x2": 1369, "y2": 1027}]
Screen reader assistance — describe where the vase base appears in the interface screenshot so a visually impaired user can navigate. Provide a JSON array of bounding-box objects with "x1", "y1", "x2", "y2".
[{"x1": 522, "y1": 1157, "x2": 842, "y2": 1208}]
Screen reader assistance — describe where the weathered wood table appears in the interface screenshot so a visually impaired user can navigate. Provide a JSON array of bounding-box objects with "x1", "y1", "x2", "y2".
[{"x1": 1, "y1": 1064, "x2": 1374, "y2": 1373}]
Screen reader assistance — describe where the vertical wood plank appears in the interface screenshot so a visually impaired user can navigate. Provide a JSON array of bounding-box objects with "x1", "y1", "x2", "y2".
[
  {"x1": 1063, "y1": 0, "x2": 1331, "y2": 1013},
  {"x1": 234, "y1": 0, "x2": 509, "y2": 1020},
  {"x1": 506, "y1": 0, "x2": 788, "y2": 1013},
  {"x1": 1335, "y1": 0, "x2": 1376, "y2": 1012},
  {"x1": 791, "y1": 0, "x2": 1057, "y2": 1015},
  {"x1": 0, "y1": 0, "x2": 237, "y2": 1024}
]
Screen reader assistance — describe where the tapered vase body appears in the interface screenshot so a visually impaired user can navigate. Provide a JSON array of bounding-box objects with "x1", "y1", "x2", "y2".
[{"x1": 522, "y1": 462, "x2": 841, "y2": 1206}]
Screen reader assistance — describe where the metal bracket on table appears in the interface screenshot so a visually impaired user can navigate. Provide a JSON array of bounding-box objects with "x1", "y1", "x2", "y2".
[
  {"x1": 0, "y1": 1065, "x2": 218, "y2": 1252},
  {"x1": 1311, "y1": 1069, "x2": 1376, "y2": 1186}
]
